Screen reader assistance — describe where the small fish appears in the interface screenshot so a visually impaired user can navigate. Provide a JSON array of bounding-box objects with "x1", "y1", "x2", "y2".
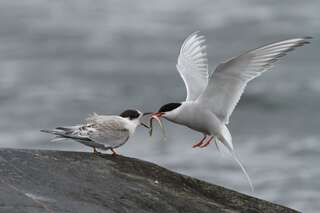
[{"x1": 148, "y1": 115, "x2": 166, "y2": 140}]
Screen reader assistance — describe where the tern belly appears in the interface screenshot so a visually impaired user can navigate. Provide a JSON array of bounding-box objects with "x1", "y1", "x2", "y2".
[{"x1": 170, "y1": 104, "x2": 223, "y2": 136}]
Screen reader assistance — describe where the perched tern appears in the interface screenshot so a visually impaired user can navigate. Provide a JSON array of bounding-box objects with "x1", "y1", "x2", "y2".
[
  {"x1": 41, "y1": 109, "x2": 149, "y2": 155},
  {"x1": 151, "y1": 32, "x2": 311, "y2": 190}
]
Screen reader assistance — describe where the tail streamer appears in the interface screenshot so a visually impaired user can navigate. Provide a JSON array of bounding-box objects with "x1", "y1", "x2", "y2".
[{"x1": 231, "y1": 151, "x2": 254, "y2": 192}]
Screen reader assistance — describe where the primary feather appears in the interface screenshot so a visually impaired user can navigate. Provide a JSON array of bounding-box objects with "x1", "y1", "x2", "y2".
[
  {"x1": 197, "y1": 37, "x2": 311, "y2": 124},
  {"x1": 177, "y1": 31, "x2": 209, "y2": 101}
]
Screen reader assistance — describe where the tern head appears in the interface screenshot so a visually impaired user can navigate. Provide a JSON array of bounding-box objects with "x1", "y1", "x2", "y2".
[
  {"x1": 151, "y1": 103, "x2": 182, "y2": 120},
  {"x1": 120, "y1": 109, "x2": 149, "y2": 128}
]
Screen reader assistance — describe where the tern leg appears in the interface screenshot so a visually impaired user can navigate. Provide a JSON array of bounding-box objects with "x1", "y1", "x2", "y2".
[
  {"x1": 192, "y1": 135, "x2": 207, "y2": 148},
  {"x1": 92, "y1": 147, "x2": 101, "y2": 154},
  {"x1": 91, "y1": 147, "x2": 99, "y2": 159},
  {"x1": 199, "y1": 136, "x2": 214, "y2": 148},
  {"x1": 111, "y1": 148, "x2": 117, "y2": 156},
  {"x1": 92, "y1": 147, "x2": 99, "y2": 157},
  {"x1": 93, "y1": 147, "x2": 98, "y2": 154}
]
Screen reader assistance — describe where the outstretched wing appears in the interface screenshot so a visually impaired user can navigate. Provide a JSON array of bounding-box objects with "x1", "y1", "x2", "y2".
[
  {"x1": 197, "y1": 37, "x2": 311, "y2": 124},
  {"x1": 176, "y1": 31, "x2": 209, "y2": 101}
]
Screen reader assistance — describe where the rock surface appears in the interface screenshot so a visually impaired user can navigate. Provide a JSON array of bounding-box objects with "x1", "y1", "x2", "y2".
[{"x1": 0, "y1": 148, "x2": 299, "y2": 213}]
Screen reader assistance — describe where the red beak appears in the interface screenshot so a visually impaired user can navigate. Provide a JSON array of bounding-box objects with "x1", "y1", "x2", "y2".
[{"x1": 151, "y1": 112, "x2": 164, "y2": 118}]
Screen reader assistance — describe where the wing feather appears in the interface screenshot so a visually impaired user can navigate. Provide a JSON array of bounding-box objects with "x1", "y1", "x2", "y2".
[
  {"x1": 197, "y1": 37, "x2": 311, "y2": 124},
  {"x1": 87, "y1": 116, "x2": 130, "y2": 148},
  {"x1": 177, "y1": 32, "x2": 209, "y2": 101}
]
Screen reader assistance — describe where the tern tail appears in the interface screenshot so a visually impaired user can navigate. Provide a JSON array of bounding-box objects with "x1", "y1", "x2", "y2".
[
  {"x1": 216, "y1": 125, "x2": 254, "y2": 191},
  {"x1": 231, "y1": 151, "x2": 254, "y2": 192},
  {"x1": 218, "y1": 125, "x2": 233, "y2": 151},
  {"x1": 40, "y1": 126, "x2": 91, "y2": 142}
]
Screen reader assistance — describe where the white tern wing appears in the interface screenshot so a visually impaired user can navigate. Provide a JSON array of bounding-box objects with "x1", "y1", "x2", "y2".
[
  {"x1": 197, "y1": 37, "x2": 311, "y2": 124},
  {"x1": 177, "y1": 31, "x2": 209, "y2": 101}
]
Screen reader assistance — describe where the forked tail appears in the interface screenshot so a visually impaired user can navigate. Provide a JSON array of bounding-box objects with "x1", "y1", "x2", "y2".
[
  {"x1": 231, "y1": 151, "x2": 254, "y2": 192},
  {"x1": 219, "y1": 124, "x2": 233, "y2": 151},
  {"x1": 218, "y1": 125, "x2": 254, "y2": 192},
  {"x1": 40, "y1": 126, "x2": 91, "y2": 142}
]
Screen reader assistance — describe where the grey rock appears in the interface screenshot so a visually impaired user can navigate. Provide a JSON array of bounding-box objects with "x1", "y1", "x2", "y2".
[{"x1": 0, "y1": 148, "x2": 299, "y2": 213}]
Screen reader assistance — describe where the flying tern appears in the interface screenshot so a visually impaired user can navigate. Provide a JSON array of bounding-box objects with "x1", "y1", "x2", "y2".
[
  {"x1": 151, "y1": 32, "x2": 311, "y2": 190},
  {"x1": 41, "y1": 109, "x2": 149, "y2": 155}
]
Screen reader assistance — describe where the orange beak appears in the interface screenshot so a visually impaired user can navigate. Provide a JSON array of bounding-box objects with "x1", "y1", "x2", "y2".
[
  {"x1": 151, "y1": 112, "x2": 164, "y2": 119},
  {"x1": 151, "y1": 112, "x2": 164, "y2": 129}
]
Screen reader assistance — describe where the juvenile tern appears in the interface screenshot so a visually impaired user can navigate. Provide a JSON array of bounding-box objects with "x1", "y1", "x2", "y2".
[
  {"x1": 41, "y1": 109, "x2": 149, "y2": 155},
  {"x1": 151, "y1": 32, "x2": 311, "y2": 190}
]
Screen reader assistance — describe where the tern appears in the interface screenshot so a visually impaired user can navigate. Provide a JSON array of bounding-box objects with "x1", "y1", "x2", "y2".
[
  {"x1": 41, "y1": 109, "x2": 149, "y2": 155},
  {"x1": 151, "y1": 32, "x2": 311, "y2": 190}
]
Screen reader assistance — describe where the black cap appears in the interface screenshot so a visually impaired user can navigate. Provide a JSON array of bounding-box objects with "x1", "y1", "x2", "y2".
[
  {"x1": 120, "y1": 109, "x2": 141, "y2": 120},
  {"x1": 158, "y1": 103, "x2": 181, "y2": 112}
]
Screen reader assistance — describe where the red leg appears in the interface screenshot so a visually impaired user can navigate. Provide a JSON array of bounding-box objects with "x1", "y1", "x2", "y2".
[
  {"x1": 192, "y1": 135, "x2": 207, "y2": 148},
  {"x1": 111, "y1": 148, "x2": 117, "y2": 156},
  {"x1": 92, "y1": 147, "x2": 98, "y2": 158},
  {"x1": 199, "y1": 136, "x2": 214, "y2": 148}
]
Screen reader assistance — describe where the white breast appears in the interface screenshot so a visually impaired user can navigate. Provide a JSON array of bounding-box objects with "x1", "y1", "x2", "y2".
[
  {"x1": 122, "y1": 118, "x2": 140, "y2": 135},
  {"x1": 167, "y1": 102, "x2": 223, "y2": 136}
]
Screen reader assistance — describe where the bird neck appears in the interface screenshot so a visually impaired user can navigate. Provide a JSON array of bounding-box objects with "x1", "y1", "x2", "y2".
[
  {"x1": 124, "y1": 119, "x2": 139, "y2": 135},
  {"x1": 164, "y1": 101, "x2": 195, "y2": 124}
]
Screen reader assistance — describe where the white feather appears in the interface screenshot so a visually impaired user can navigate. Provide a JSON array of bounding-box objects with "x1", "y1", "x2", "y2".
[
  {"x1": 231, "y1": 151, "x2": 254, "y2": 192},
  {"x1": 177, "y1": 31, "x2": 209, "y2": 101},
  {"x1": 42, "y1": 114, "x2": 142, "y2": 150},
  {"x1": 50, "y1": 137, "x2": 65, "y2": 142},
  {"x1": 197, "y1": 37, "x2": 311, "y2": 124}
]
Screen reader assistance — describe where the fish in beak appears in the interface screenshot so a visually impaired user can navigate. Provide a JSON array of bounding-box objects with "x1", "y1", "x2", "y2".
[
  {"x1": 151, "y1": 112, "x2": 164, "y2": 118},
  {"x1": 140, "y1": 122, "x2": 149, "y2": 129},
  {"x1": 146, "y1": 112, "x2": 165, "y2": 137},
  {"x1": 151, "y1": 112, "x2": 164, "y2": 129},
  {"x1": 142, "y1": 112, "x2": 166, "y2": 137}
]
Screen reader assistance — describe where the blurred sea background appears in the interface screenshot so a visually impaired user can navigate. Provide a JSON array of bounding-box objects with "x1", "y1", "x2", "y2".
[{"x1": 0, "y1": 0, "x2": 319, "y2": 212}]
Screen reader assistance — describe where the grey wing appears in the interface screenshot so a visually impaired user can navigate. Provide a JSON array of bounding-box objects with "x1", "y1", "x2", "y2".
[
  {"x1": 41, "y1": 124, "x2": 109, "y2": 150},
  {"x1": 197, "y1": 37, "x2": 311, "y2": 124},
  {"x1": 87, "y1": 117, "x2": 130, "y2": 149}
]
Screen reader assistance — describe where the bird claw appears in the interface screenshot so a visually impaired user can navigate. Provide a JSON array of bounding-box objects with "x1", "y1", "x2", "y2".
[
  {"x1": 199, "y1": 136, "x2": 214, "y2": 148},
  {"x1": 199, "y1": 141, "x2": 211, "y2": 148},
  {"x1": 192, "y1": 135, "x2": 207, "y2": 148},
  {"x1": 192, "y1": 141, "x2": 204, "y2": 148}
]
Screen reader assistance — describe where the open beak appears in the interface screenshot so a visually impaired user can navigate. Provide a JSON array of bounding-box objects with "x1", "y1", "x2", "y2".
[
  {"x1": 151, "y1": 112, "x2": 164, "y2": 118},
  {"x1": 142, "y1": 112, "x2": 152, "y2": 116},
  {"x1": 140, "y1": 112, "x2": 152, "y2": 128},
  {"x1": 151, "y1": 112, "x2": 164, "y2": 129}
]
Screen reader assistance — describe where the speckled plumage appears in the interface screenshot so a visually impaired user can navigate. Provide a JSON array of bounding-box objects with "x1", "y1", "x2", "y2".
[{"x1": 41, "y1": 110, "x2": 144, "y2": 152}]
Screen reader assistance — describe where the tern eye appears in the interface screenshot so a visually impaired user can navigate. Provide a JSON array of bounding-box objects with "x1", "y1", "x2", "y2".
[{"x1": 159, "y1": 103, "x2": 181, "y2": 112}]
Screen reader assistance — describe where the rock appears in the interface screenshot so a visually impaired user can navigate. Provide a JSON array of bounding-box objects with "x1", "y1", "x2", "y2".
[{"x1": 0, "y1": 148, "x2": 299, "y2": 213}]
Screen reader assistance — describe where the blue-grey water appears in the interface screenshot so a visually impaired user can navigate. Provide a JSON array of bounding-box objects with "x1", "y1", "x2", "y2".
[{"x1": 0, "y1": 0, "x2": 319, "y2": 212}]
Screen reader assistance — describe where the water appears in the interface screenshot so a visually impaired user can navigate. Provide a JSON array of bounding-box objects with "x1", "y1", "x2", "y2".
[{"x1": 0, "y1": 0, "x2": 319, "y2": 212}]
